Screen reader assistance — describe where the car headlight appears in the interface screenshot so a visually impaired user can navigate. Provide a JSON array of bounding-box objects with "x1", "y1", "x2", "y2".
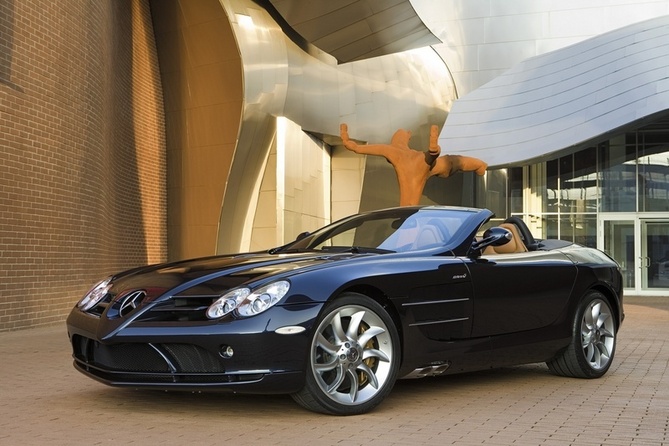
[
  {"x1": 206, "y1": 280, "x2": 290, "y2": 319},
  {"x1": 77, "y1": 277, "x2": 113, "y2": 311},
  {"x1": 206, "y1": 288, "x2": 251, "y2": 319}
]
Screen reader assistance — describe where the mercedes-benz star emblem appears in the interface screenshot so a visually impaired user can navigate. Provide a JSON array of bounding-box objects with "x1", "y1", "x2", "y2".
[{"x1": 118, "y1": 290, "x2": 146, "y2": 317}]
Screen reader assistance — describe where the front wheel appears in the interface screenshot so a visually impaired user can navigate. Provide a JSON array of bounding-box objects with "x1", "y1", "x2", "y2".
[
  {"x1": 547, "y1": 291, "x2": 617, "y2": 378},
  {"x1": 291, "y1": 294, "x2": 400, "y2": 415}
]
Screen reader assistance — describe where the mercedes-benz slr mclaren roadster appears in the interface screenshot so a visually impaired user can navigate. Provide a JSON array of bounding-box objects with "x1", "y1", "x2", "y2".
[{"x1": 66, "y1": 206, "x2": 623, "y2": 415}]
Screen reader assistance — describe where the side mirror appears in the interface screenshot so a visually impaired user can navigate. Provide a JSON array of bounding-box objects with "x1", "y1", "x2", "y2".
[{"x1": 471, "y1": 227, "x2": 512, "y2": 253}]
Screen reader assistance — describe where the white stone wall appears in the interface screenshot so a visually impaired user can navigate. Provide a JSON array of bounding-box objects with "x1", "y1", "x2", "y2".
[{"x1": 249, "y1": 117, "x2": 331, "y2": 251}]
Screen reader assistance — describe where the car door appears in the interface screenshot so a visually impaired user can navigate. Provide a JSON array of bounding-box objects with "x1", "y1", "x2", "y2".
[
  {"x1": 464, "y1": 250, "x2": 578, "y2": 338},
  {"x1": 397, "y1": 258, "x2": 474, "y2": 342}
]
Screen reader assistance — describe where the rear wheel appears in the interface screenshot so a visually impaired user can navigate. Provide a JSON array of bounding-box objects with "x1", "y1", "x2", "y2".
[
  {"x1": 547, "y1": 291, "x2": 616, "y2": 378},
  {"x1": 291, "y1": 294, "x2": 400, "y2": 415}
]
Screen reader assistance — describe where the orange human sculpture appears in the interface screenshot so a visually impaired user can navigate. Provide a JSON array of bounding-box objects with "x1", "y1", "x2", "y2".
[{"x1": 340, "y1": 123, "x2": 487, "y2": 206}]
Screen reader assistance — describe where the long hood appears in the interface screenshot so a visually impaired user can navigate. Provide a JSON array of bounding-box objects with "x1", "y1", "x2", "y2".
[
  {"x1": 74, "y1": 251, "x2": 374, "y2": 338},
  {"x1": 108, "y1": 251, "x2": 365, "y2": 299}
]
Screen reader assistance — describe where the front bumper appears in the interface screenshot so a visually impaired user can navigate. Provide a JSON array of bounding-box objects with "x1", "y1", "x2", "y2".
[{"x1": 66, "y1": 303, "x2": 322, "y2": 394}]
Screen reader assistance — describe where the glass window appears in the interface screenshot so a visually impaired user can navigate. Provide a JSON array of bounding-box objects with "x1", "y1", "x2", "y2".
[
  {"x1": 476, "y1": 169, "x2": 507, "y2": 217},
  {"x1": 545, "y1": 159, "x2": 558, "y2": 213},
  {"x1": 637, "y1": 128, "x2": 669, "y2": 212},
  {"x1": 598, "y1": 137, "x2": 636, "y2": 212},
  {"x1": 542, "y1": 215, "x2": 558, "y2": 240},
  {"x1": 559, "y1": 148, "x2": 597, "y2": 214},
  {"x1": 509, "y1": 167, "x2": 523, "y2": 214},
  {"x1": 560, "y1": 214, "x2": 597, "y2": 247},
  {"x1": 603, "y1": 220, "x2": 635, "y2": 289},
  {"x1": 644, "y1": 221, "x2": 669, "y2": 288},
  {"x1": 558, "y1": 216, "x2": 574, "y2": 243}
]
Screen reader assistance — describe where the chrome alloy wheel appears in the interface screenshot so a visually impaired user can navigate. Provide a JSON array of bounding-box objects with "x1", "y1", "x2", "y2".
[
  {"x1": 580, "y1": 298, "x2": 615, "y2": 371},
  {"x1": 546, "y1": 290, "x2": 618, "y2": 378},
  {"x1": 310, "y1": 303, "x2": 394, "y2": 406}
]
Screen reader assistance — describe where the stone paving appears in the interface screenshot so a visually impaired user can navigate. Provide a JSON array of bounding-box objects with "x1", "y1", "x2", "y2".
[{"x1": 1, "y1": 296, "x2": 668, "y2": 446}]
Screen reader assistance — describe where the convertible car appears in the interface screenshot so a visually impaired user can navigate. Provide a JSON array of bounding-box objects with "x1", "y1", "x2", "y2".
[{"x1": 66, "y1": 206, "x2": 623, "y2": 415}]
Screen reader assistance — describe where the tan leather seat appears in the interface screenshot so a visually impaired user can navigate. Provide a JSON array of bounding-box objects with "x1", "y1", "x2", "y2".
[{"x1": 485, "y1": 223, "x2": 528, "y2": 254}]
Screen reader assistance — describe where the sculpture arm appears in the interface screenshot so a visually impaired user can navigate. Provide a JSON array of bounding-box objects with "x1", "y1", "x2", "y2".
[
  {"x1": 433, "y1": 154, "x2": 488, "y2": 178},
  {"x1": 340, "y1": 123, "x2": 401, "y2": 161}
]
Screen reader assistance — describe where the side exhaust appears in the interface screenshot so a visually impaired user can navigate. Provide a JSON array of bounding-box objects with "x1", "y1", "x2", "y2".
[{"x1": 402, "y1": 362, "x2": 451, "y2": 379}]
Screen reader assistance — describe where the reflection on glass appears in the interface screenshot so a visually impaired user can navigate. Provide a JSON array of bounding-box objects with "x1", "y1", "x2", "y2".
[
  {"x1": 545, "y1": 160, "x2": 558, "y2": 212},
  {"x1": 603, "y1": 221, "x2": 635, "y2": 289},
  {"x1": 598, "y1": 137, "x2": 637, "y2": 212},
  {"x1": 476, "y1": 169, "x2": 507, "y2": 217},
  {"x1": 492, "y1": 119, "x2": 669, "y2": 292},
  {"x1": 542, "y1": 215, "x2": 558, "y2": 240},
  {"x1": 560, "y1": 148, "x2": 598, "y2": 214},
  {"x1": 638, "y1": 147, "x2": 669, "y2": 212},
  {"x1": 637, "y1": 125, "x2": 669, "y2": 211},
  {"x1": 560, "y1": 215, "x2": 597, "y2": 247},
  {"x1": 509, "y1": 167, "x2": 523, "y2": 214},
  {"x1": 642, "y1": 221, "x2": 669, "y2": 289}
]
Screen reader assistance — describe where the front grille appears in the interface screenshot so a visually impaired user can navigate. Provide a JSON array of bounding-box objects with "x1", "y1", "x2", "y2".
[
  {"x1": 132, "y1": 295, "x2": 218, "y2": 322},
  {"x1": 71, "y1": 335, "x2": 226, "y2": 375},
  {"x1": 162, "y1": 343, "x2": 224, "y2": 373},
  {"x1": 94, "y1": 342, "x2": 170, "y2": 372}
]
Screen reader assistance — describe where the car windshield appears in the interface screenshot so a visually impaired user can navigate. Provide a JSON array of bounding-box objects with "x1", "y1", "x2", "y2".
[{"x1": 278, "y1": 208, "x2": 477, "y2": 254}]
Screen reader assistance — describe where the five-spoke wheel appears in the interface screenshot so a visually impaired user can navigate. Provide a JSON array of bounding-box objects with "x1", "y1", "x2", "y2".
[{"x1": 292, "y1": 294, "x2": 400, "y2": 415}]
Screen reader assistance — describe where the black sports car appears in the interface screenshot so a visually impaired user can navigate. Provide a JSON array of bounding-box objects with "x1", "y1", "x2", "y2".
[{"x1": 66, "y1": 206, "x2": 623, "y2": 415}]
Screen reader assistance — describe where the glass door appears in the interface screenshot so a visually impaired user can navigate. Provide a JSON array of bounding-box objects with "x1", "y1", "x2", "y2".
[
  {"x1": 601, "y1": 218, "x2": 635, "y2": 290},
  {"x1": 641, "y1": 220, "x2": 669, "y2": 291},
  {"x1": 600, "y1": 216, "x2": 669, "y2": 295}
]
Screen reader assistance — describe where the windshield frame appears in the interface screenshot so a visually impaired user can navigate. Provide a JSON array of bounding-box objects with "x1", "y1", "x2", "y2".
[{"x1": 273, "y1": 206, "x2": 485, "y2": 255}]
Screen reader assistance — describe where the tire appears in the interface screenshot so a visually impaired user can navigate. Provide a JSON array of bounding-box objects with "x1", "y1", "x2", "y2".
[
  {"x1": 291, "y1": 293, "x2": 400, "y2": 415},
  {"x1": 547, "y1": 291, "x2": 616, "y2": 378}
]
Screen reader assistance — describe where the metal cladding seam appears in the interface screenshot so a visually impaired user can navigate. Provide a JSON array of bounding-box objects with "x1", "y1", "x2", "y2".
[{"x1": 439, "y1": 15, "x2": 669, "y2": 168}]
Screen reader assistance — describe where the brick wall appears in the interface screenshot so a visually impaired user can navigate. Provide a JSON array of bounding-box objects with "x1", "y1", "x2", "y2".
[{"x1": 0, "y1": 0, "x2": 167, "y2": 331}]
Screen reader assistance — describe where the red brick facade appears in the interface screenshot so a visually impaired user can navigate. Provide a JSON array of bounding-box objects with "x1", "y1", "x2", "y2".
[{"x1": 0, "y1": 0, "x2": 167, "y2": 331}]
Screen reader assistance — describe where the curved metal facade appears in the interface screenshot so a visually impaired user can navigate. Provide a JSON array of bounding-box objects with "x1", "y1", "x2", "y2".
[
  {"x1": 412, "y1": 0, "x2": 669, "y2": 96},
  {"x1": 155, "y1": 0, "x2": 669, "y2": 255},
  {"x1": 267, "y1": 0, "x2": 441, "y2": 63},
  {"x1": 439, "y1": 15, "x2": 669, "y2": 168},
  {"x1": 216, "y1": 0, "x2": 454, "y2": 253}
]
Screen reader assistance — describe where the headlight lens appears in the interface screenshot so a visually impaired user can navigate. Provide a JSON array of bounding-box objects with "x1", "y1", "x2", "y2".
[
  {"x1": 206, "y1": 280, "x2": 290, "y2": 319},
  {"x1": 237, "y1": 280, "x2": 290, "y2": 317},
  {"x1": 206, "y1": 288, "x2": 250, "y2": 319},
  {"x1": 77, "y1": 277, "x2": 113, "y2": 311}
]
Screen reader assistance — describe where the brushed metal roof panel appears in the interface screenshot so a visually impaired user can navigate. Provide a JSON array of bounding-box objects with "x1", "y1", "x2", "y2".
[
  {"x1": 439, "y1": 15, "x2": 669, "y2": 168},
  {"x1": 268, "y1": 0, "x2": 440, "y2": 62}
]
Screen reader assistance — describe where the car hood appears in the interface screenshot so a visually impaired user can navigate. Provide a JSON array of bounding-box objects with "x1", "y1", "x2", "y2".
[{"x1": 108, "y1": 251, "x2": 369, "y2": 299}]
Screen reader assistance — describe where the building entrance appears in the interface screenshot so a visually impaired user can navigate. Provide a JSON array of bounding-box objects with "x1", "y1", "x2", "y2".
[{"x1": 600, "y1": 215, "x2": 669, "y2": 295}]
